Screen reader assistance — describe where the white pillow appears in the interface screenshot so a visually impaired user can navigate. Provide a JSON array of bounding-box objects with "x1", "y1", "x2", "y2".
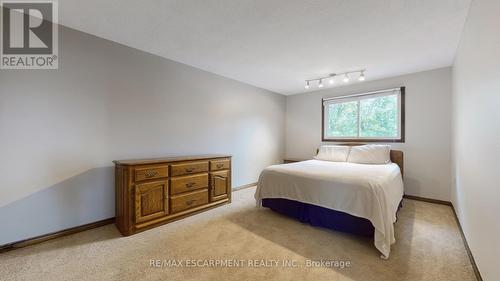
[
  {"x1": 315, "y1": 145, "x2": 350, "y2": 162},
  {"x1": 347, "y1": 145, "x2": 391, "y2": 164}
]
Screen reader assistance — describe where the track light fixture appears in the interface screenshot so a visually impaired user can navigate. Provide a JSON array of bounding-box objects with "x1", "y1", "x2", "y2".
[
  {"x1": 304, "y1": 69, "x2": 366, "y2": 89},
  {"x1": 343, "y1": 74, "x2": 350, "y2": 83},
  {"x1": 359, "y1": 71, "x2": 365, "y2": 81}
]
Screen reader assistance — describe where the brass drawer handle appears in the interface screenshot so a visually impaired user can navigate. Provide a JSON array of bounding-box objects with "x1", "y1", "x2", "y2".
[
  {"x1": 216, "y1": 163, "x2": 224, "y2": 168},
  {"x1": 144, "y1": 170, "x2": 159, "y2": 178},
  {"x1": 186, "y1": 199, "x2": 196, "y2": 206},
  {"x1": 185, "y1": 168, "x2": 195, "y2": 173},
  {"x1": 186, "y1": 182, "x2": 196, "y2": 188}
]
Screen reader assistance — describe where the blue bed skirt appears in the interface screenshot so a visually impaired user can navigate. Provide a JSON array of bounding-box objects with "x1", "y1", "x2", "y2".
[{"x1": 262, "y1": 198, "x2": 401, "y2": 237}]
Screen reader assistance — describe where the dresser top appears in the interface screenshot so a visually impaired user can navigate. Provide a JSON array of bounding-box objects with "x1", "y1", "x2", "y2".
[{"x1": 113, "y1": 154, "x2": 231, "y2": 166}]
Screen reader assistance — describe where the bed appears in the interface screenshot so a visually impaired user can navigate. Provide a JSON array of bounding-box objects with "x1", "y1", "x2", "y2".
[{"x1": 255, "y1": 145, "x2": 404, "y2": 259}]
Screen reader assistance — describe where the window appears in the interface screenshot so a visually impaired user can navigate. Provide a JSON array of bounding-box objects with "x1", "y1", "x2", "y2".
[{"x1": 322, "y1": 87, "x2": 405, "y2": 142}]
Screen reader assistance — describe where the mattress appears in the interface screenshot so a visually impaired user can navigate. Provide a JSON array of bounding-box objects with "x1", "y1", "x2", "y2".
[{"x1": 255, "y1": 159, "x2": 404, "y2": 258}]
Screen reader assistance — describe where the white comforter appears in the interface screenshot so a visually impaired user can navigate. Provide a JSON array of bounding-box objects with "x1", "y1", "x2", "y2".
[{"x1": 255, "y1": 160, "x2": 404, "y2": 259}]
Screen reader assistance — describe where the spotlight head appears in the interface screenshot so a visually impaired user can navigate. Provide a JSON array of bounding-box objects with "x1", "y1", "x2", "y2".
[
  {"x1": 343, "y1": 74, "x2": 349, "y2": 83},
  {"x1": 318, "y1": 79, "x2": 324, "y2": 88},
  {"x1": 329, "y1": 78, "x2": 335, "y2": 85},
  {"x1": 359, "y1": 71, "x2": 365, "y2": 81}
]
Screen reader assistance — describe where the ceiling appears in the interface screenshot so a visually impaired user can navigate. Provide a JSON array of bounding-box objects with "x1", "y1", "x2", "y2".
[{"x1": 58, "y1": 0, "x2": 471, "y2": 95}]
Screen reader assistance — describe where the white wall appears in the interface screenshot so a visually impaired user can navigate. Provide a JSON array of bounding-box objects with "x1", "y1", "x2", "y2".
[
  {"x1": 451, "y1": 0, "x2": 500, "y2": 280},
  {"x1": 286, "y1": 68, "x2": 453, "y2": 201},
  {"x1": 0, "y1": 25, "x2": 285, "y2": 244}
]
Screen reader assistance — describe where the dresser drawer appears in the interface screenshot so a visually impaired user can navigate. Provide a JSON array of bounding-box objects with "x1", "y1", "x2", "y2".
[
  {"x1": 210, "y1": 159, "x2": 230, "y2": 171},
  {"x1": 170, "y1": 189, "x2": 209, "y2": 213},
  {"x1": 170, "y1": 173, "x2": 208, "y2": 195},
  {"x1": 170, "y1": 161, "x2": 208, "y2": 176},
  {"x1": 135, "y1": 166, "x2": 169, "y2": 182}
]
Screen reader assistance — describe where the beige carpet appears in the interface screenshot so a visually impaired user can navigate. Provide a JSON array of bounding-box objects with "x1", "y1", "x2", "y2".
[{"x1": 0, "y1": 187, "x2": 476, "y2": 281}]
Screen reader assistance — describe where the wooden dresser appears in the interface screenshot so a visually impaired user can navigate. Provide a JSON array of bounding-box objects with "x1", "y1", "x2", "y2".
[{"x1": 113, "y1": 154, "x2": 231, "y2": 236}]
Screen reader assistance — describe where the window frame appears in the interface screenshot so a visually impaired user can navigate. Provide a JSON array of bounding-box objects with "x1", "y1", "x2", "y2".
[{"x1": 321, "y1": 86, "x2": 405, "y2": 143}]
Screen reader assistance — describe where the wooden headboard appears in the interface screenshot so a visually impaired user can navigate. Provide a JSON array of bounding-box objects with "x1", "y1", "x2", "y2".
[{"x1": 316, "y1": 144, "x2": 404, "y2": 176}]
